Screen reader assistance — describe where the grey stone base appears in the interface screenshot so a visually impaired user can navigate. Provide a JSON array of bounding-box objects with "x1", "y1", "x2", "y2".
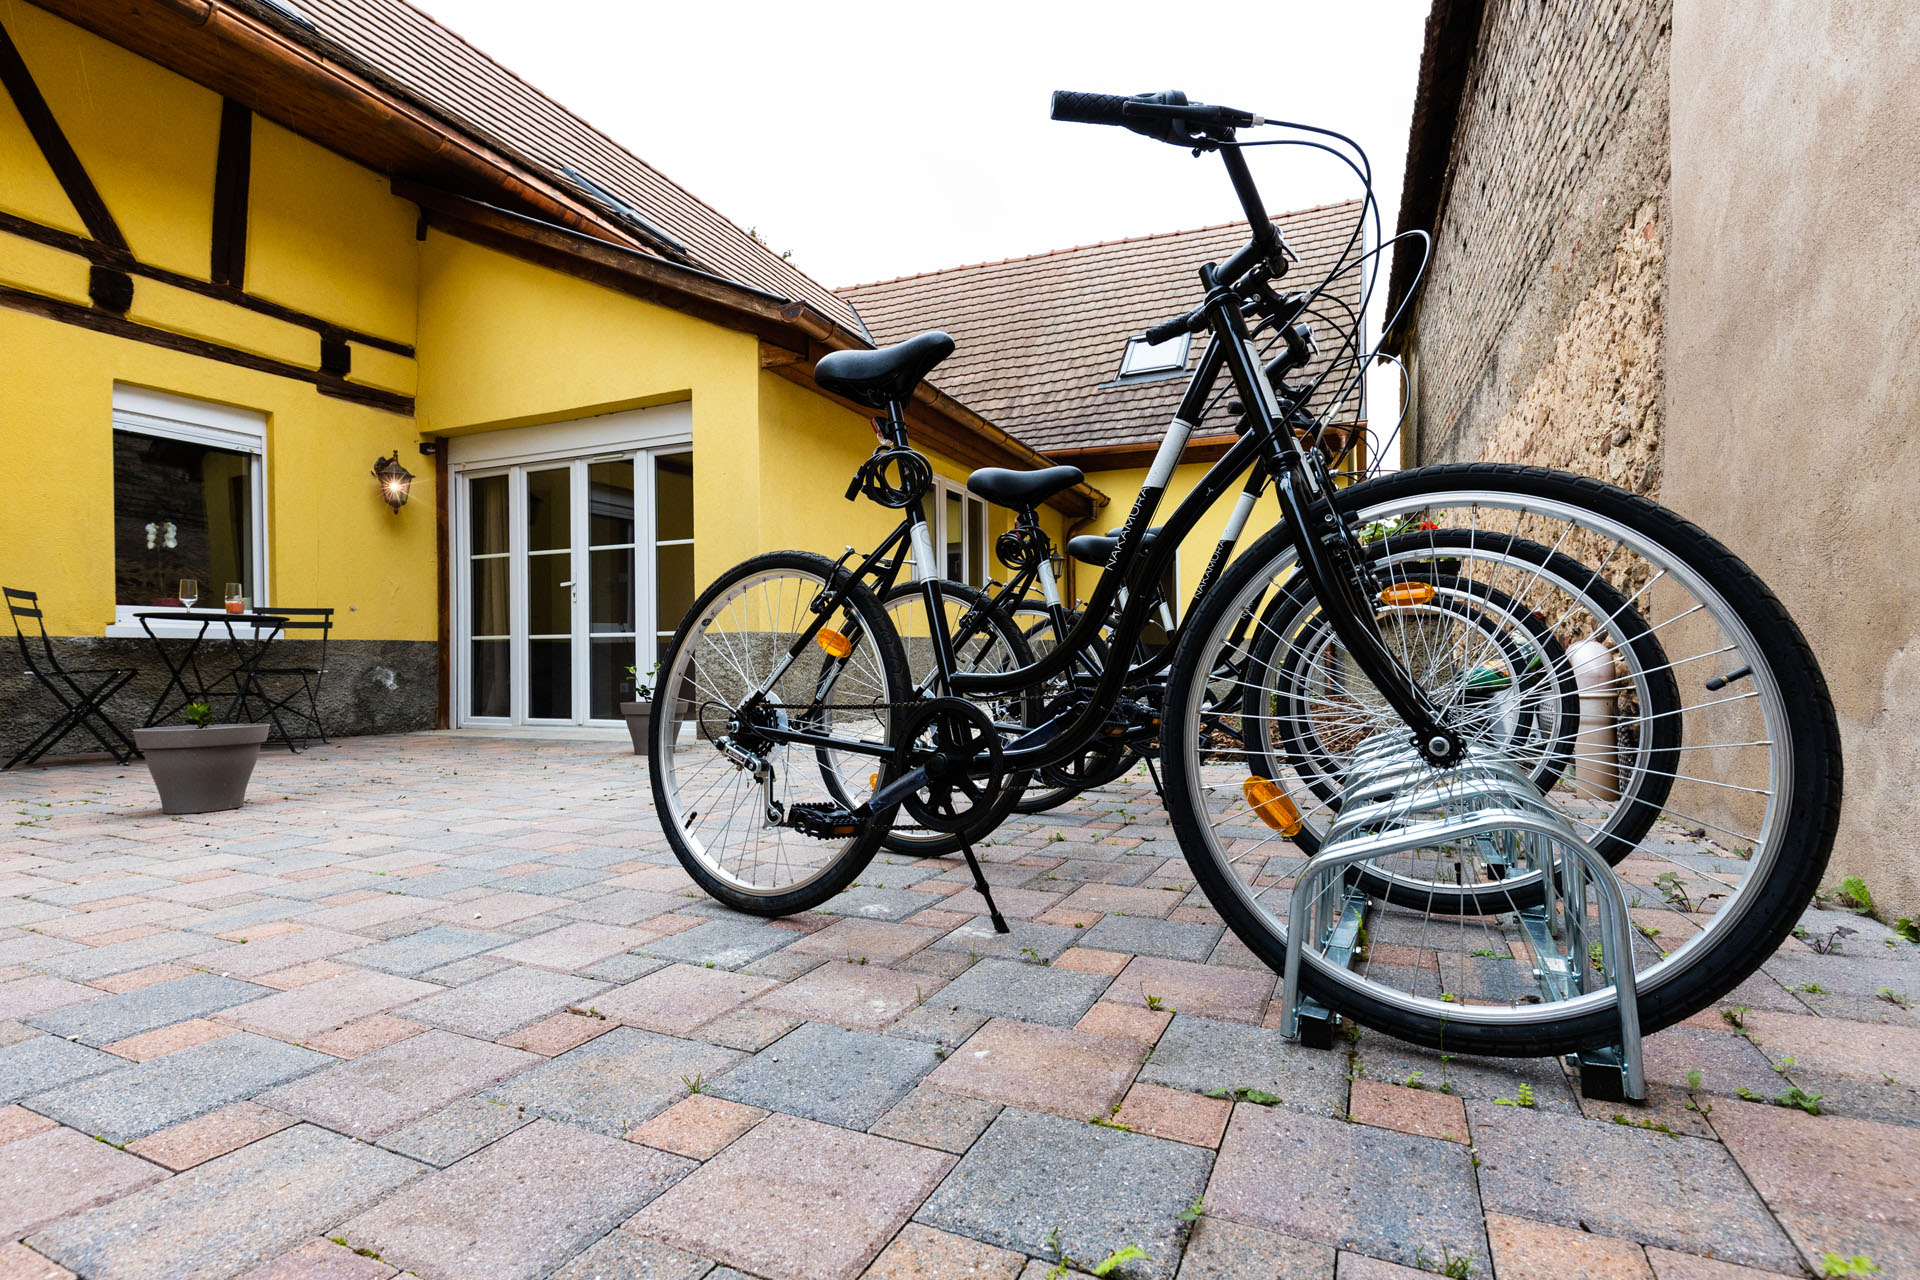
[{"x1": 0, "y1": 637, "x2": 438, "y2": 764}]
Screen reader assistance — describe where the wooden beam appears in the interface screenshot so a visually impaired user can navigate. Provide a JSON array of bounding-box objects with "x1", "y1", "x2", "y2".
[
  {"x1": 209, "y1": 98, "x2": 251, "y2": 288},
  {"x1": 0, "y1": 281, "x2": 413, "y2": 414},
  {"x1": 0, "y1": 17, "x2": 127, "y2": 255},
  {"x1": 432, "y1": 442, "x2": 451, "y2": 730},
  {"x1": 0, "y1": 209, "x2": 413, "y2": 356}
]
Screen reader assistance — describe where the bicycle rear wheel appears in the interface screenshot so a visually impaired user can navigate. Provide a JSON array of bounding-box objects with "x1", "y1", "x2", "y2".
[
  {"x1": 1162, "y1": 463, "x2": 1840, "y2": 1056},
  {"x1": 650, "y1": 551, "x2": 909, "y2": 915}
]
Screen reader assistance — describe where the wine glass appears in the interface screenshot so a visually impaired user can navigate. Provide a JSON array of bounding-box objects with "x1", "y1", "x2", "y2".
[
  {"x1": 178, "y1": 579, "x2": 198, "y2": 611},
  {"x1": 225, "y1": 583, "x2": 246, "y2": 615}
]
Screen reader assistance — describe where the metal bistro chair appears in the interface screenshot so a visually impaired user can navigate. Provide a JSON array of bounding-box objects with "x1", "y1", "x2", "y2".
[
  {"x1": 238, "y1": 606, "x2": 333, "y2": 750},
  {"x1": 4, "y1": 587, "x2": 140, "y2": 768}
]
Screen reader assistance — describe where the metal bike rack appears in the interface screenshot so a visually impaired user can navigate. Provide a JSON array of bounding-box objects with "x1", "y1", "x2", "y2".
[{"x1": 1275, "y1": 735, "x2": 1647, "y2": 1101}]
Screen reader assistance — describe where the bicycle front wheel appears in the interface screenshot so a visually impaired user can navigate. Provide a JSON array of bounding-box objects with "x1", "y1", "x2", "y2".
[
  {"x1": 650, "y1": 551, "x2": 909, "y2": 915},
  {"x1": 1161, "y1": 463, "x2": 1840, "y2": 1056}
]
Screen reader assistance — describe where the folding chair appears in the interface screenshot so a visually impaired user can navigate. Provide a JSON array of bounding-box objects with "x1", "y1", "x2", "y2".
[
  {"x1": 4, "y1": 587, "x2": 141, "y2": 768},
  {"x1": 240, "y1": 606, "x2": 333, "y2": 750}
]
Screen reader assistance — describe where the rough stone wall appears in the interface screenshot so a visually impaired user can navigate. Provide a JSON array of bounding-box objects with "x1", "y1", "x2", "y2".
[
  {"x1": 1407, "y1": 0, "x2": 1672, "y2": 483},
  {"x1": 0, "y1": 639, "x2": 437, "y2": 765}
]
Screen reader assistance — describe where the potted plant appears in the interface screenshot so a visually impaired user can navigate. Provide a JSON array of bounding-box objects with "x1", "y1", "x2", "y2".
[
  {"x1": 131, "y1": 700, "x2": 271, "y2": 814},
  {"x1": 619, "y1": 664, "x2": 659, "y2": 756}
]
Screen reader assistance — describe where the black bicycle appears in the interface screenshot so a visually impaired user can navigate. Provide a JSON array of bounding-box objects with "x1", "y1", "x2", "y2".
[{"x1": 650, "y1": 90, "x2": 1840, "y2": 1059}]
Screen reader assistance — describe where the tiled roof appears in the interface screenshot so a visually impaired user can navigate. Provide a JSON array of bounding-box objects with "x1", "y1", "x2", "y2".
[
  {"x1": 841, "y1": 201, "x2": 1369, "y2": 456},
  {"x1": 234, "y1": 0, "x2": 862, "y2": 333}
]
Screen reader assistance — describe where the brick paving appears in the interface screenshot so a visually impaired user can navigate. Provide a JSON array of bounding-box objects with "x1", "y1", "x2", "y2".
[{"x1": 0, "y1": 735, "x2": 1914, "y2": 1278}]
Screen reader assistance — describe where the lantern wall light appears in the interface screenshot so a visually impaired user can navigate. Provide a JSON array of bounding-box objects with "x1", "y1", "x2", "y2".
[{"x1": 372, "y1": 451, "x2": 414, "y2": 514}]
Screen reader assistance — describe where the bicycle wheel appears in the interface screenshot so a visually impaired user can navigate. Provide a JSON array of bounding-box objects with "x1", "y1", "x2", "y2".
[
  {"x1": 650, "y1": 551, "x2": 909, "y2": 915},
  {"x1": 876, "y1": 582, "x2": 1036, "y2": 854},
  {"x1": 1007, "y1": 604, "x2": 1134, "y2": 813},
  {"x1": 1162, "y1": 463, "x2": 1840, "y2": 1056}
]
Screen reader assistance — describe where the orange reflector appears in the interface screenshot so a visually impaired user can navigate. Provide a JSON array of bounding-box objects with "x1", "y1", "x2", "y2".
[
  {"x1": 1378, "y1": 582, "x2": 1436, "y2": 608},
  {"x1": 1242, "y1": 777, "x2": 1304, "y2": 836},
  {"x1": 869, "y1": 773, "x2": 879, "y2": 789},
  {"x1": 816, "y1": 629, "x2": 854, "y2": 659}
]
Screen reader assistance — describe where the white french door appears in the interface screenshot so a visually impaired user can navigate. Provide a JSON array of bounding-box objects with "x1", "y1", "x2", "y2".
[{"x1": 458, "y1": 449, "x2": 693, "y2": 726}]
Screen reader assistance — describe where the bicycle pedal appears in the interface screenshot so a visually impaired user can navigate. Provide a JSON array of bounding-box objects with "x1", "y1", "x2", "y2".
[{"x1": 784, "y1": 802, "x2": 864, "y2": 840}]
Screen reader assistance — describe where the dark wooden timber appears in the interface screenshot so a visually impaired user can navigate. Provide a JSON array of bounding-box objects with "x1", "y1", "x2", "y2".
[
  {"x1": 433, "y1": 442, "x2": 451, "y2": 730},
  {"x1": 0, "y1": 17, "x2": 128, "y2": 255},
  {"x1": 210, "y1": 98, "x2": 252, "y2": 288},
  {"x1": 87, "y1": 265, "x2": 133, "y2": 313},
  {"x1": 0, "y1": 209, "x2": 413, "y2": 356},
  {"x1": 0, "y1": 282, "x2": 412, "y2": 415}
]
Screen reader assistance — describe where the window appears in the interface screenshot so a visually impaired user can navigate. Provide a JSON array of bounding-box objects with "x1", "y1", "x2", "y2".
[
  {"x1": 923, "y1": 477, "x2": 988, "y2": 588},
  {"x1": 1118, "y1": 331, "x2": 1192, "y2": 380},
  {"x1": 109, "y1": 386, "x2": 267, "y2": 634}
]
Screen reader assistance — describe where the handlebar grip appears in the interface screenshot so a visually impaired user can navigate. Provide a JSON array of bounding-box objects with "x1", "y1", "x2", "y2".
[
  {"x1": 1144, "y1": 312, "x2": 1194, "y2": 346},
  {"x1": 1050, "y1": 90, "x2": 1134, "y2": 126}
]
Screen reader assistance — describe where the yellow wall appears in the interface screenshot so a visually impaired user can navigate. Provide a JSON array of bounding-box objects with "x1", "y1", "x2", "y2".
[
  {"x1": 0, "y1": 5, "x2": 428, "y2": 640},
  {"x1": 1078, "y1": 460, "x2": 1280, "y2": 613}
]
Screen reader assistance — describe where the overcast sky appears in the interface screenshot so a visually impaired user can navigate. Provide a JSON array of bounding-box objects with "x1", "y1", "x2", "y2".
[{"x1": 412, "y1": 0, "x2": 1431, "y2": 292}]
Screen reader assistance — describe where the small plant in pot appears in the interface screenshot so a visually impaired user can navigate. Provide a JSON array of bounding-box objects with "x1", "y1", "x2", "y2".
[
  {"x1": 131, "y1": 700, "x2": 271, "y2": 814},
  {"x1": 619, "y1": 664, "x2": 660, "y2": 756}
]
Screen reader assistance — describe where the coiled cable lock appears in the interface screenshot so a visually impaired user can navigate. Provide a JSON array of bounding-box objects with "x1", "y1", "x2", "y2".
[{"x1": 846, "y1": 447, "x2": 933, "y2": 509}]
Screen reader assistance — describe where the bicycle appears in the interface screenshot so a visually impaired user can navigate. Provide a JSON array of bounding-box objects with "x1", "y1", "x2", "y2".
[{"x1": 649, "y1": 89, "x2": 1840, "y2": 1067}]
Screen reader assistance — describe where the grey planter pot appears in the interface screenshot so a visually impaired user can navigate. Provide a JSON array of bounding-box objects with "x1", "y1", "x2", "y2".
[
  {"x1": 131, "y1": 723, "x2": 271, "y2": 814},
  {"x1": 620, "y1": 703, "x2": 652, "y2": 757}
]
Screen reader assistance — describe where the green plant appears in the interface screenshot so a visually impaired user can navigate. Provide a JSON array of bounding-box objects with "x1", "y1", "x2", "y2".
[
  {"x1": 1894, "y1": 918, "x2": 1920, "y2": 943},
  {"x1": 679, "y1": 1072, "x2": 705, "y2": 1095},
  {"x1": 1089, "y1": 1246, "x2": 1148, "y2": 1276},
  {"x1": 1833, "y1": 876, "x2": 1874, "y2": 915},
  {"x1": 1203, "y1": 1086, "x2": 1281, "y2": 1105},
  {"x1": 1877, "y1": 988, "x2": 1911, "y2": 1009},
  {"x1": 1611, "y1": 1113, "x2": 1678, "y2": 1136},
  {"x1": 1402, "y1": 1071, "x2": 1426, "y2": 1090},
  {"x1": 1654, "y1": 870, "x2": 1699, "y2": 913},
  {"x1": 1492, "y1": 1082, "x2": 1536, "y2": 1108},
  {"x1": 1805, "y1": 925, "x2": 1856, "y2": 955},
  {"x1": 623, "y1": 661, "x2": 661, "y2": 701},
  {"x1": 1820, "y1": 1254, "x2": 1883, "y2": 1276},
  {"x1": 1468, "y1": 946, "x2": 1501, "y2": 959},
  {"x1": 1176, "y1": 1197, "x2": 1205, "y2": 1224},
  {"x1": 1774, "y1": 1086, "x2": 1825, "y2": 1114},
  {"x1": 1685, "y1": 1068, "x2": 1712, "y2": 1117},
  {"x1": 1798, "y1": 982, "x2": 1828, "y2": 994},
  {"x1": 1720, "y1": 1005, "x2": 1750, "y2": 1031},
  {"x1": 1144, "y1": 993, "x2": 1165, "y2": 1011},
  {"x1": 182, "y1": 699, "x2": 214, "y2": 728},
  {"x1": 1413, "y1": 1243, "x2": 1475, "y2": 1277}
]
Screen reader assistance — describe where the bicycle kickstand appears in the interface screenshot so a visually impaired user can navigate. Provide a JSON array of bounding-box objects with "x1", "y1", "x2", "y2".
[
  {"x1": 1143, "y1": 756, "x2": 1166, "y2": 799},
  {"x1": 960, "y1": 844, "x2": 1010, "y2": 934}
]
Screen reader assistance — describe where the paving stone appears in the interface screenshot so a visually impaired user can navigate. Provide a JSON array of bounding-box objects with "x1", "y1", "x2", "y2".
[
  {"x1": 0, "y1": 1105, "x2": 56, "y2": 1146},
  {"x1": 1174, "y1": 1217, "x2": 1333, "y2": 1280},
  {"x1": 260, "y1": 1028, "x2": 536, "y2": 1140},
  {"x1": 376, "y1": 1096, "x2": 531, "y2": 1167},
  {"x1": 887, "y1": 1003, "x2": 990, "y2": 1048},
  {"x1": 742, "y1": 947, "x2": 831, "y2": 982},
  {"x1": 26, "y1": 973, "x2": 267, "y2": 1047},
  {"x1": 1057, "y1": 883, "x2": 1180, "y2": 920},
  {"x1": 28, "y1": 1032, "x2": 332, "y2": 1145},
  {"x1": 305, "y1": 1014, "x2": 424, "y2": 1059},
  {"x1": 931, "y1": 917, "x2": 1083, "y2": 962},
  {"x1": 91, "y1": 962, "x2": 198, "y2": 994},
  {"x1": 1079, "y1": 915, "x2": 1224, "y2": 964},
  {"x1": 417, "y1": 954, "x2": 515, "y2": 986},
  {"x1": 426, "y1": 889, "x2": 564, "y2": 930},
  {"x1": 484, "y1": 1026, "x2": 743, "y2": 1136},
  {"x1": 254, "y1": 958, "x2": 355, "y2": 991},
  {"x1": 398, "y1": 966, "x2": 609, "y2": 1039},
  {"x1": 916, "y1": 1106, "x2": 1211, "y2": 1280},
  {"x1": 863, "y1": 1223, "x2": 1025, "y2": 1280},
  {"x1": 627, "y1": 1094, "x2": 766, "y2": 1160},
  {"x1": 34, "y1": 934, "x2": 229, "y2": 984},
  {"x1": 125, "y1": 1100, "x2": 297, "y2": 1170},
  {"x1": 0, "y1": 1125, "x2": 168, "y2": 1239},
  {"x1": 557, "y1": 889, "x2": 686, "y2": 926},
  {"x1": 342, "y1": 926, "x2": 516, "y2": 977},
  {"x1": 1138, "y1": 1016, "x2": 1348, "y2": 1117},
  {"x1": 1348, "y1": 1079, "x2": 1469, "y2": 1143},
  {"x1": 181, "y1": 927, "x2": 371, "y2": 978},
  {"x1": 1104, "y1": 957, "x2": 1272, "y2": 1024},
  {"x1": 0, "y1": 976, "x2": 100, "y2": 1023},
  {"x1": 928, "y1": 958, "x2": 1110, "y2": 1028},
  {"x1": 640, "y1": 918, "x2": 796, "y2": 970},
  {"x1": 1076, "y1": 1001, "x2": 1171, "y2": 1044},
  {"x1": 1114, "y1": 1081, "x2": 1232, "y2": 1148},
  {"x1": 0, "y1": 1240, "x2": 76, "y2": 1279},
  {"x1": 342, "y1": 1120, "x2": 691, "y2": 1280},
  {"x1": 694, "y1": 1006, "x2": 803, "y2": 1052},
  {"x1": 216, "y1": 970, "x2": 441, "y2": 1043},
  {"x1": 590, "y1": 965, "x2": 779, "y2": 1036},
  {"x1": 787, "y1": 919, "x2": 942, "y2": 966},
  {"x1": 28, "y1": 1124, "x2": 426, "y2": 1280},
  {"x1": 499, "y1": 1009, "x2": 613, "y2": 1056},
  {"x1": 1329, "y1": 1255, "x2": 1427, "y2": 1279},
  {"x1": 1642, "y1": 1249, "x2": 1804, "y2": 1280},
  {"x1": 577, "y1": 952, "x2": 669, "y2": 984},
  {"x1": 234, "y1": 1237, "x2": 398, "y2": 1280},
  {"x1": 627, "y1": 1113, "x2": 953, "y2": 1280},
  {"x1": 926, "y1": 1018, "x2": 1145, "y2": 1120},
  {"x1": 1486, "y1": 1212, "x2": 1654, "y2": 1280},
  {"x1": 867, "y1": 1086, "x2": 1002, "y2": 1154},
  {"x1": 1470, "y1": 1101, "x2": 1799, "y2": 1271},
  {"x1": 822, "y1": 886, "x2": 950, "y2": 922},
  {"x1": 1206, "y1": 1102, "x2": 1482, "y2": 1270},
  {"x1": 0, "y1": 1036, "x2": 123, "y2": 1103},
  {"x1": 548, "y1": 1234, "x2": 715, "y2": 1280},
  {"x1": 1351, "y1": 1035, "x2": 1579, "y2": 1114},
  {"x1": 484, "y1": 922, "x2": 652, "y2": 972},
  {"x1": 753, "y1": 960, "x2": 937, "y2": 1031},
  {"x1": 709, "y1": 1022, "x2": 938, "y2": 1129}
]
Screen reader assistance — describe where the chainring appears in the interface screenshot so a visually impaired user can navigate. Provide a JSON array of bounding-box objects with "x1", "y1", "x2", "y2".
[{"x1": 899, "y1": 697, "x2": 1010, "y2": 837}]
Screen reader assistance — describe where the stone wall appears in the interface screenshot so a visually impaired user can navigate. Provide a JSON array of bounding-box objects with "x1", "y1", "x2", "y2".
[
  {"x1": 1406, "y1": 0, "x2": 1672, "y2": 488},
  {"x1": 0, "y1": 639, "x2": 438, "y2": 766}
]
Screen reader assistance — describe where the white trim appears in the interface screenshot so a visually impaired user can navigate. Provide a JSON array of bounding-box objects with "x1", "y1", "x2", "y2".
[
  {"x1": 109, "y1": 385, "x2": 270, "y2": 632},
  {"x1": 925, "y1": 475, "x2": 988, "y2": 587},
  {"x1": 448, "y1": 403, "x2": 691, "y2": 471}
]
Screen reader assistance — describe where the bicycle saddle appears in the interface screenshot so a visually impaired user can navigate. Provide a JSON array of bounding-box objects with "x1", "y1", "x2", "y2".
[
  {"x1": 966, "y1": 466, "x2": 1085, "y2": 510},
  {"x1": 814, "y1": 331, "x2": 955, "y2": 409},
  {"x1": 1067, "y1": 525, "x2": 1162, "y2": 565}
]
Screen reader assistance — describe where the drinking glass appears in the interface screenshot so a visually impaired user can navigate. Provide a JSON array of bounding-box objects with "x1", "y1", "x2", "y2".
[
  {"x1": 225, "y1": 583, "x2": 245, "y2": 614},
  {"x1": 178, "y1": 579, "x2": 198, "y2": 611}
]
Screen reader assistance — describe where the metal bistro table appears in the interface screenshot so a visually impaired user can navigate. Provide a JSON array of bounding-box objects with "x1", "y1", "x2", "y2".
[{"x1": 135, "y1": 609, "x2": 291, "y2": 735}]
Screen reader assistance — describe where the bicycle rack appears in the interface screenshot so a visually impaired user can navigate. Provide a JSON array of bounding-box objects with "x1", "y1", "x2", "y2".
[{"x1": 1275, "y1": 734, "x2": 1647, "y2": 1102}]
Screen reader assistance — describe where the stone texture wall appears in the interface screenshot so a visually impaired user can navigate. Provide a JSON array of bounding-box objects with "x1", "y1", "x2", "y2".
[
  {"x1": 1406, "y1": 0, "x2": 1672, "y2": 489},
  {"x1": 0, "y1": 639, "x2": 437, "y2": 765}
]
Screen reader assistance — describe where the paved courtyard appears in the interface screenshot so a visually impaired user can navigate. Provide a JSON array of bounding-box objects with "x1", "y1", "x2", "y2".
[{"x1": 0, "y1": 735, "x2": 1915, "y2": 1280}]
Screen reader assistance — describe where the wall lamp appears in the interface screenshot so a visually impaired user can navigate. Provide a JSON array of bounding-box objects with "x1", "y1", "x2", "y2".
[{"x1": 372, "y1": 451, "x2": 414, "y2": 514}]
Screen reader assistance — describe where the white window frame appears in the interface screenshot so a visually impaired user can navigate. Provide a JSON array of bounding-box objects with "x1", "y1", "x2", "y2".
[
  {"x1": 1118, "y1": 331, "x2": 1192, "y2": 380},
  {"x1": 104, "y1": 385, "x2": 270, "y2": 638},
  {"x1": 925, "y1": 475, "x2": 989, "y2": 588}
]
